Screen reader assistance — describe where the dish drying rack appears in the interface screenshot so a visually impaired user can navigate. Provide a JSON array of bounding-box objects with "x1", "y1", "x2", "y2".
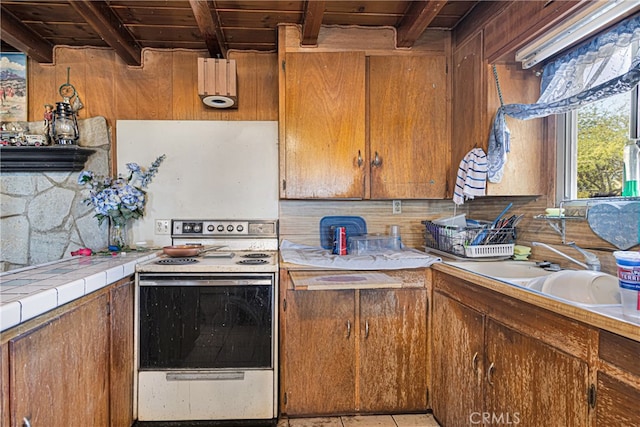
[{"x1": 422, "y1": 220, "x2": 516, "y2": 258}]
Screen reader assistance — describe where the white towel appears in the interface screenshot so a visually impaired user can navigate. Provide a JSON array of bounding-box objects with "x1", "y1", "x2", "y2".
[{"x1": 453, "y1": 148, "x2": 488, "y2": 205}]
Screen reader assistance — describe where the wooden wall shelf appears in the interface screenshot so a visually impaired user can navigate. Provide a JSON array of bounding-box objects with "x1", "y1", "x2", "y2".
[{"x1": 0, "y1": 146, "x2": 96, "y2": 172}]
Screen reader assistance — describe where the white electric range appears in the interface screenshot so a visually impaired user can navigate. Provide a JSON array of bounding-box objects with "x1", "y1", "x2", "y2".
[{"x1": 134, "y1": 219, "x2": 279, "y2": 424}]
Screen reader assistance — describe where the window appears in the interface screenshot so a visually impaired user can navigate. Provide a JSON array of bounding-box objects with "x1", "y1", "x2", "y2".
[{"x1": 561, "y1": 43, "x2": 640, "y2": 200}]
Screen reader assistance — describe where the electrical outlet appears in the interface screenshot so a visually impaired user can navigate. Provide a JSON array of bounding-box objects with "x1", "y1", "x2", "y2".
[
  {"x1": 155, "y1": 219, "x2": 170, "y2": 235},
  {"x1": 392, "y1": 200, "x2": 402, "y2": 214}
]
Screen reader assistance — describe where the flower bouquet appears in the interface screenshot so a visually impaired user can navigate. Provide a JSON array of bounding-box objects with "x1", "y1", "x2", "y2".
[{"x1": 78, "y1": 154, "x2": 166, "y2": 248}]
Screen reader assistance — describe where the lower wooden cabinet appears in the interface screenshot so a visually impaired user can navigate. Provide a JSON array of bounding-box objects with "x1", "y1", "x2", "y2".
[
  {"x1": 282, "y1": 285, "x2": 427, "y2": 416},
  {"x1": 109, "y1": 278, "x2": 135, "y2": 427},
  {"x1": 432, "y1": 272, "x2": 591, "y2": 426},
  {"x1": 484, "y1": 318, "x2": 589, "y2": 426},
  {"x1": 596, "y1": 330, "x2": 640, "y2": 425},
  {"x1": 9, "y1": 293, "x2": 110, "y2": 427},
  {"x1": 1, "y1": 277, "x2": 134, "y2": 427},
  {"x1": 431, "y1": 292, "x2": 484, "y2": 427}
]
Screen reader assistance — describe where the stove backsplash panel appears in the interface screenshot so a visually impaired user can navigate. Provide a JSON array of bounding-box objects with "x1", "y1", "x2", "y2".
[{"x1": 116, "y1": 121, "x2": 279, "y2": 246}]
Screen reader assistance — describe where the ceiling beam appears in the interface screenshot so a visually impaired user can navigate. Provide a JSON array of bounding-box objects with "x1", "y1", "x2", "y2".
[
  {"x1": 69, "y1": 0, "x2": 142, "y2": 66},
  {"x1": 189, "y1": 0, "x2": 226, "y2": 58},
  {"x1": 0, "y1": 6, "x2": 54, "y2": 63},
  {"x1": 396, "y1": 0, "x2": 448, "y2": 48},
  {"x1": 301, "y1": 0, "x2": 326, "y2": 46}
]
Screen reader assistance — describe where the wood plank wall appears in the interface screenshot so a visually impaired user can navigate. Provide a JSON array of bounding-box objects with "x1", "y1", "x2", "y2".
[
  {"x1": 27, "y1": 47, "x2": 278, "y2": 171},
  {"x1": 24, "y1": 46, "x2": 627, "y2": 275},
  {"x1": 280, "y1": 195, "x2": 624, "y2": 275}
]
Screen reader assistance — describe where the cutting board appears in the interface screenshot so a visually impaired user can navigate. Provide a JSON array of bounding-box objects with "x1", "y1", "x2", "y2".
[
  {"x1": 290, "y1": 271, "x2": 402, "y2": 290},
  {"x1": 587, "y1": 201, "x2": 640, "y2": 250}
]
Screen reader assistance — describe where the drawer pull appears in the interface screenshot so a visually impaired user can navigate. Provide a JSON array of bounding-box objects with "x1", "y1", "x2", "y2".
[
  {"x1": 346, "y1": 319, "x2": 351, "y2": 338},
  {"x1": 365, "y1": 320, "x2": 370, "y2": 338},
  {"x1": 472, "y1": 351, "x2": 479, "y2": 371}
]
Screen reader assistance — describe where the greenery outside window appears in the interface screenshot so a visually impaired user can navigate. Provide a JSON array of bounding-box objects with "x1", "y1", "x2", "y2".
[{"x1": 561, "y1": 43, "x2": 640, "y2": 200}]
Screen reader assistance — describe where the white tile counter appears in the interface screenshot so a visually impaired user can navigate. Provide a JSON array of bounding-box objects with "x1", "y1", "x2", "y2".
[{"x1": 0, "y1": 251, "x2": 158, "y2": 332}]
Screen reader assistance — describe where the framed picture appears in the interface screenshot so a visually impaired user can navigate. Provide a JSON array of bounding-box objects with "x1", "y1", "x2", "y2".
[{"x1": 0, "y1": 52, "x2": 27, "y2": 122}]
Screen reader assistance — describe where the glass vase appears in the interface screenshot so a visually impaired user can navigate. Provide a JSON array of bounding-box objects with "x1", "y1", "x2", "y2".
[{"x1": 109, "y1": 221, "x2": 128, "y2": 249}]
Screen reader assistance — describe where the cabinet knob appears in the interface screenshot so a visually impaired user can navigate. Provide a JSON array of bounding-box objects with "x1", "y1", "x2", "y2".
[
  {"x1": 371, "y1": 151, "x2": 382, "y2": 167},
  {"x1": 487, "y1": 362, "x2": 495, "y2": 386},
  {"x1": 23, "y1": 418, "x2": 32, "y2": 427},
  {"x1": 346, "y1": 320, "x2": 351, "y2": 339},
  {"x1": 357, "y1": 150, "x2": 363, "y2": 167},
  {"x1": 472, "y1": 351, "x2": 479, "y2": 372},
  {"x1": 365, "y1": 320, "x2": 370, "y2": 338}
]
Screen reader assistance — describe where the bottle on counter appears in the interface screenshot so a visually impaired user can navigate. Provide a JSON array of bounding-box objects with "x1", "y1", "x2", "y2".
[
  {"x1": 391, "y1": 225, "x2": 402, "y2": 250},
  {"x1": 622, "y1": 139, "x2": 639, "y2": 197}
]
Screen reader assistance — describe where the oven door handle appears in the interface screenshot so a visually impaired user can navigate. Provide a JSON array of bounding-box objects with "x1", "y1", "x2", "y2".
[
  {"x1": 166, "y1": 372, "x2": 245, "y2": 381},
  {"x1": 139, "y1": 279, "x2": 273, "y2": 287}
]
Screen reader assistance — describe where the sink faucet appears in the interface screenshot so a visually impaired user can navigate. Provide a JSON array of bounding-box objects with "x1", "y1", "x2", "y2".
[{"x1": 531, "y1": 242, "x2": 601, "y2": 271}]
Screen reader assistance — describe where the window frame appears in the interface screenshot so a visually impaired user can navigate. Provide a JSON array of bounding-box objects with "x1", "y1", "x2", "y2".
[{"x1": 559, "y1": 86, "x2": 640, "y2": 202}]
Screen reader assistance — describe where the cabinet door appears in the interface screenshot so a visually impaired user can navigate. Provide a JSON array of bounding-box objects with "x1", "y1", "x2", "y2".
[
  {"x1": 10, "y1": 294, "x2": 110, "y2": 427},
  {"x1": 359, "y1": 289, "x2": 428, "y2": 412},
  {"x1": 284, "y1": 289, "x2": 356, "y2": 415},
  {"x1": 451, "y1": 31, "x2": 485, "y2": 198},
  {"x1": 109, "y1": 278, "x2": 134, "y2": 427},
  {"x1": 484, "y1": 319, "x2": 589, "y2": 426},
  {"x1": 283, "y1": 51, "x2": 366, "y2": 199},
  {"x1": 369, "y1": 55, "x2": 449, "y2": 199},
  {"x1": 1, "y1": 343, "x2": 8, "y2": 427},
  {"x1": 596, "y1": 372, "x2": 640, "y2": 426},
  {"x1": 431, "y1": 291, "x2": 485, "y2": 426}
]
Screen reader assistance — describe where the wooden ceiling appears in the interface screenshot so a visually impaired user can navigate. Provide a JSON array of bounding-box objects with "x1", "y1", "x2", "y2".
[{"x1": 0, "y1": 1, "x2": 480, "y2": 66}]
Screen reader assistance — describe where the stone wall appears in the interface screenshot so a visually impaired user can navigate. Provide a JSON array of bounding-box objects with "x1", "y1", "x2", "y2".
[{"x1": 1, "y1": 117, "x2": 111, "y2": 271}]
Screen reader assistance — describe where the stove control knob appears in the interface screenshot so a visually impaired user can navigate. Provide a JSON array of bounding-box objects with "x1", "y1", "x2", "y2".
[
  {"x1": 193, "y1": 223, "x2": 202, "y2": 233},
  {"x1": 183, "y1": 224, "x2": 192, "y2": 232},
  {"x1": 236, "y1": 224, "x2": 244, "y2": 232},
  {"x1": 227, "y1": 225, "x2": 234, "y2": 232},
  {"x1": 217, "y1": 225, "x2": 224, "y2": 232},
  {"x1": 207, "y1": 225, "x2": 215, "y2": 232}
]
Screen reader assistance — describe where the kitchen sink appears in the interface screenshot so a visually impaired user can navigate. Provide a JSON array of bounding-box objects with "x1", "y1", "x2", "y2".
[
  {"x1": 526, "y1": 270, "x2": 621, "y2": 307},
  {"x1": 445, "y1": 261, "x2": 555, "y2": 285},
  {"x1": 447, "y1": 260, "x2": 622, "y2": 307}
]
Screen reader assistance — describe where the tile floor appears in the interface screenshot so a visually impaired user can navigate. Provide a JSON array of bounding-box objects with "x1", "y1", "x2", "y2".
[{"x1": 278, "y1": 413, "x2": 440, "y2": 427}]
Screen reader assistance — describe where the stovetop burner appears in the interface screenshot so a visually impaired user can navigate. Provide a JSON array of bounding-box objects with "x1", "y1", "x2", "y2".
[
  {"x1": 242, "y1": 253, "x2": 270, "y2": 259},
  {"x1": 237, "y1": 259, "x2": 269, "y2": 265},
  {"x1": 156, "y1": 258, "x2": 199, "y2": 265}
]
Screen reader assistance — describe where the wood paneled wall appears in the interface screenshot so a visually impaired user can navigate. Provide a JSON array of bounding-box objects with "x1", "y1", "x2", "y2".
[
  {"x1": 280, "y1": 195, "x2": 624, "y2": 276},
  {"x1": 27, "y1": 47, "x2": 277, "y2": 173},
  {"x1": 23, "y1": 44, "x2": 627, "y2": 275}
]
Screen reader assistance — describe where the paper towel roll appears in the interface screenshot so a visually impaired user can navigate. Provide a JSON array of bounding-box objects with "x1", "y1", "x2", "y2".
[{"x1": 202, "y1": 95, "x2": 236, "y2": 108}]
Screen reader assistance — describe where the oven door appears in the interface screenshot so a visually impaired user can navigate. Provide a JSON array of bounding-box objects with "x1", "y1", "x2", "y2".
[{"x1": 136, "y1": 273, "x2": 276, "y2": 421}]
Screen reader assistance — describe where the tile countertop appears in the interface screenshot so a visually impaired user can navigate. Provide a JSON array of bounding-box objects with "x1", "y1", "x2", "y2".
[{"x1": 0, "y1": 251, "x2": 158, "y2": 332}]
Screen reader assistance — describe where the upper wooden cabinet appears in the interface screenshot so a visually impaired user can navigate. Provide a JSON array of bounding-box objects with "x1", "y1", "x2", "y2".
[
  {"x1": 278, "y1": 25, "x2": 451, "y2": 200},
  {"x1": 451, "y1": 28, "x2": 549, "y2": 197},
  {"x1": 369, "y1": 55, "x2": 449, "y2": 199},
  {"x1": 282, "y1": 51, "x2": 367, "y2": 199}
]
